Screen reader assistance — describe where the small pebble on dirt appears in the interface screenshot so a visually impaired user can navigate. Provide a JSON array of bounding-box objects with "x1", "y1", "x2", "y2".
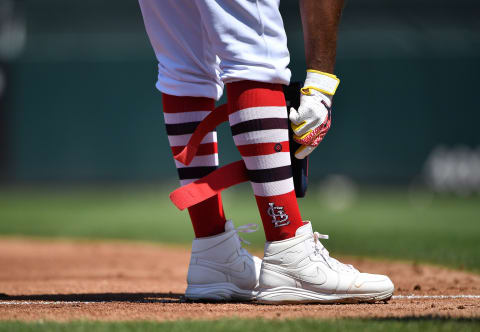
[
  {"x1": 431, "y1": 304, "x2": 435, "y2": 308},
  {"x1": 413, "y1": 284, "x2": 421, "y2": 291}
]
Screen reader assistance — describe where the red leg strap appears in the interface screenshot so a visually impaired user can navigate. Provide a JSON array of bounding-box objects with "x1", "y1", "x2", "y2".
[
  {"x1": 173, "y1": 103, "x2": 229, "y2": 165},
  {"x1": 169, "y1": 160, "x2": 249, "y2": 210}
]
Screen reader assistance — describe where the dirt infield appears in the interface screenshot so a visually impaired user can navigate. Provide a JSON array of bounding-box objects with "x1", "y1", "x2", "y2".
[{"x1": 0, "y1": 238, "x2": 479, "y2": 321}]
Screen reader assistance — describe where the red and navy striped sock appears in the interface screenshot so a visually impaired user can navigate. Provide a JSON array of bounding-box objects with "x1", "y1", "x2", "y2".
[
  {"x1": 227, "y1": 81, "x2": 304, "y2": 242},
  {"x1": 163, "y1": 94, "x2": 226, "y2": 238}
]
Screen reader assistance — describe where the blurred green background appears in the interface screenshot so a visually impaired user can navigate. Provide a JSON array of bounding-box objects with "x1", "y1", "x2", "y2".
[
  {"x1": 0, "y1": 0, "x2": 479, "y2": 272},
  {"x1": 1, "y1": 0, "x2": 479, "y2": 183}
]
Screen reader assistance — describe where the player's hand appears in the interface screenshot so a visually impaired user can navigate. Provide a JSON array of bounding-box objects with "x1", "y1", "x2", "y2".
[{"x1": 289, "y1": 70, "x2": 340, "y2": 159}]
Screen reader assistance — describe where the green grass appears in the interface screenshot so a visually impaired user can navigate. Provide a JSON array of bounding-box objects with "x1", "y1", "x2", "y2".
[
  {"x1": 0, "y1": 185, "x2": 479, "y2": 271},
  {"x1": 0, "y1": 318, "x2": 479, "y2": 332}
]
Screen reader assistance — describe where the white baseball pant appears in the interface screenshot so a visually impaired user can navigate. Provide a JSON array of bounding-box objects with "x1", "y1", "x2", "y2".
[{"x1": 138, "y1": 0, "x2": 291, "y2": 100}]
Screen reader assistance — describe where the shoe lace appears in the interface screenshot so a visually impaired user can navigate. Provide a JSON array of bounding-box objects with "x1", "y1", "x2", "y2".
[
  {"x1": 235, "y1": 223, "x2": 258, "y2": 246},
  {"x1": 313, "y1": 232, "x2": 358, "y2": 273}
]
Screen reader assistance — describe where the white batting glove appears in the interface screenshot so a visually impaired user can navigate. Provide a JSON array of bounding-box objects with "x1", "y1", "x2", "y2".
[{"x1": 289, "y1": 70, "x2": 340, "y2": 159}]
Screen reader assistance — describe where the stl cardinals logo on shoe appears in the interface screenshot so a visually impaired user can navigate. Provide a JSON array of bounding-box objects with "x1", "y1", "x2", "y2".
[{"x1": 267, "y1": 203, "x2": 290, "y2": 228}]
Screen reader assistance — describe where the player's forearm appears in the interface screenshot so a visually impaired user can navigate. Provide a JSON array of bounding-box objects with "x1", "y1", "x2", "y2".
[{"x1": 299, "y1": 0, "x2": 345, "y2": 74}]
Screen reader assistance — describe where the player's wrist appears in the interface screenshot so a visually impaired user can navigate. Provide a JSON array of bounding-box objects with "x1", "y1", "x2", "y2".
[{"x1": 301, "y1": 70, "x2": 340, "y2": 97}]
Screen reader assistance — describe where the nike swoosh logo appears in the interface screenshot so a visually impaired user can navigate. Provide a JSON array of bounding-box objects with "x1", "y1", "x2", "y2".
[
  {"x1": 195, "y1": 258, "x2": 254, "y2": 280},
  {"x1": 295, "y1": 266, "x2": 327, "y2": 285},
  {"x1": 265, "y1": 263, "x2": 327, "y2": 286}
]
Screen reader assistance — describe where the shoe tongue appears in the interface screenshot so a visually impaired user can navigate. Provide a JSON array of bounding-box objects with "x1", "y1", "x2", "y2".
[{"x1": 295, "y1": 221, "x2": 313, "y2": 236}]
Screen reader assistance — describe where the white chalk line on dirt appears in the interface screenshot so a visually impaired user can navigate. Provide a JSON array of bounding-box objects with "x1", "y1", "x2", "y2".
[
  {"x1": 0, "y1": 295, "x2": 480, "y2": 305},
  {"x1": 392, "y1": 294, "x2": 480, "y2": 299}
]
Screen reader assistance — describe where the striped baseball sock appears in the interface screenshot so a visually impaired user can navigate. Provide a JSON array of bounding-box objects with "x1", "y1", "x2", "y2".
[
  {"x1": 162, "y1": 94, "x2": 226, "y2": 238},
  {"x1": 227, "y1": 81, "x2": 304, "y2": 241}
]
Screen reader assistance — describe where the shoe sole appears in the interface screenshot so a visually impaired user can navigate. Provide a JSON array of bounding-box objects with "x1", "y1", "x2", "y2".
[
  {"x1": 256, "y1": 286, "x2": 394, "y2": 304},
  {"x1": 185, "y1": 283, "x2": 256, "y2": 301}
]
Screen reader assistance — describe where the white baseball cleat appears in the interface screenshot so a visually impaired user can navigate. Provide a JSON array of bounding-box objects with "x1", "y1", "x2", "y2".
[
  {"x1": 185, "y1": 220, "x2": 262, "y2": 301},
  {"x1": 256, "y1": 221, "x2": 394, "y2": 304}
]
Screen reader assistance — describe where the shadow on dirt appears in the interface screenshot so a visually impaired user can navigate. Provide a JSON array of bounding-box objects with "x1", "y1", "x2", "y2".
[{"x1": 0, "y1": 292, "x2": 185, "y2": 303}]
